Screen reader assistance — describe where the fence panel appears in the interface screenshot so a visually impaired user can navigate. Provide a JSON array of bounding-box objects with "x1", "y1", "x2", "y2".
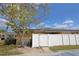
[
  {"x1": 39, "y1": 34, "x2": 48, "y2": 46},
  {"x1": 69, "y1": 34, "x2": 76, "y2": 45},
  {"x1": 62, "y1": 34, "x2": 70, "y2": 45},
  {"x1": 49, "y1": 34, "x2": 62, "y2": 46},
  {"x1": 32, "y1": 34, "x2": 39, "y2": 47},
  {"x1": 48, "y1": 34, "x2": 55, "y2": 46},
  {"x1": 75, "y1": 34, "x2": 79, "y2": 45}
]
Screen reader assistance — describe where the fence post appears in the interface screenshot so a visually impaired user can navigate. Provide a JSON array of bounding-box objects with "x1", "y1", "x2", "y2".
[
  {"x1": 38, "y1": 34, "x2": 41, "y2": 48},
  {"x1": 68, "y1": 34, "x2": 71, "y2": 45},
  {"x1": 61, "y1": 34, "x2": 64, "y2": 45},
  {"x1": 47, "y1": 34, "x2": 49, "y2": 47},
  {"x1": 74, "y1": 34, "x2": 77, "y2": 45}
]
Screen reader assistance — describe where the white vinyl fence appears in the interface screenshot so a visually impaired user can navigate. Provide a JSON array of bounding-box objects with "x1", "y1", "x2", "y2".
[{"x1": 32, "y1": 34, "x2": 79, "y2": 48}]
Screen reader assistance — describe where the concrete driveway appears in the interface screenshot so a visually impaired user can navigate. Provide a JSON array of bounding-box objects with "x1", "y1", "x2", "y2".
[
  {"x1": 16, "y1": 47, "x2": 79, "y2": 56},
  {"x1": 17, "y1": 47, "x2": 53, "y2": 56}
]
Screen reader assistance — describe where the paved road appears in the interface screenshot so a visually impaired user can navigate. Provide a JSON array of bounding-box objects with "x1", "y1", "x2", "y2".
[{"x1": 53, "y1": 50, "x2": 79, "y2": 56}]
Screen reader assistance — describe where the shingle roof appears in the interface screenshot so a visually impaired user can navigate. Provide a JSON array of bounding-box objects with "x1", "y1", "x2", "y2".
[{"x1": 30, "y1": 28, "x2": 79, "y2": 33}]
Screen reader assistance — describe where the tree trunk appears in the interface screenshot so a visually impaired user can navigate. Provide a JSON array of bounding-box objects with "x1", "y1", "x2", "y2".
[
  {"x1": 16, "y1": 35, "x2": 22, "y2": 47},
  {"x1": 16, "y1": 30, "x2": 31, "y2": 48},
  {"x1": 16, "y1": 30, "x2": 26, "y2": 48}
]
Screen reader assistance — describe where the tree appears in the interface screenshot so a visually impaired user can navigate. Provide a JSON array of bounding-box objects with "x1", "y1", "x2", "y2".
[{"x1": 0, "y1": 3, "x2": 50, "y2": 47}]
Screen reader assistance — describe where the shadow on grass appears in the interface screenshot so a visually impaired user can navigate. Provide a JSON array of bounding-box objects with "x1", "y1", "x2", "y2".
[
  {"x1": 0, "y1": 45, "x2": 22, "y2": 56},
  {"x1": 0, "y1": 40, "x2": 22, "y2": 55}
]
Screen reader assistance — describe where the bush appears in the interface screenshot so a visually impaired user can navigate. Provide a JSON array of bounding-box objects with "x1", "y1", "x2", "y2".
[
  {"x1": 5, "y1": 38, "x2": 16, "y2": 45},
  {"x1": 5, "y1": 34, "x2": 16, "y2": 45}
]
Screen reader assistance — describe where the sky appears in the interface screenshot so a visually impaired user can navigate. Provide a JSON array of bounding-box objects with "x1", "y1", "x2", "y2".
[
  {"x1": 0, "y1": 3, "x2": 79, "y2": 31},
  {"x1": 30, "y1": 3, "x2": 79, "y2": 29}
]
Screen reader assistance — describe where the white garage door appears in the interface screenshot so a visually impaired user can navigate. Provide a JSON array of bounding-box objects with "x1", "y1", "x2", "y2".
[{"x1": 39, "y1": 34, "x2": 48, "y2": 46}]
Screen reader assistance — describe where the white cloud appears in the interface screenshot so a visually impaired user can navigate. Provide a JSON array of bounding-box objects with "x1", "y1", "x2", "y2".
[
  {"x1": 71, "y1": 26, "x2": 79, "y2": 30},
  {"x1": 44, "y1": 24, "x2": 52, "y2": 28},
  {"x1": 53, "y1": 24, "x2": 68, "y2": 29},
  {"x1": 0, "y1": 18, "x2": 9, "y2": 23},
  {"x1": 69, "y1": 23, "x2": 73, "y2": 26},
  {"x1": 53, "y1": 23, "x2": 58, "y2": 26},
  {"x1": 0, "y1": 18, "x2": 9, "y2": 29},
  {"x1": 53, "y1": 19, "x2": 74, "y2": 29},
  {"x1": 32, "y1": 18, "x2": 79, "y2": 29},
  {"x1": 63, "y1": 19, "x2": 74, "y2": 24},
  {"x1": 36, "y1": 22, "x2": 45, "y2": 27},
  {"x1": 36, "y1": 21, "x2": 52, "y2": 28}
]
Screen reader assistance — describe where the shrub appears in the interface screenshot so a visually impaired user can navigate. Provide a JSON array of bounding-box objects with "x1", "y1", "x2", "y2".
[
  {"x1": 5, "y1": 34, "x2": 16, "y2": 45},
  {"x1": 5, "y1": 38, "x2": 16, "y2": 45}
]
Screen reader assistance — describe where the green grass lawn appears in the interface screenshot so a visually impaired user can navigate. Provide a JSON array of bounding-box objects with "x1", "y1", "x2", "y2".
[
  {"x1": 49, "y1": 45, "x2": 79, "y2": 51},
  {"x1": 0, "y1": 40, "x2": 22, "y2": 56}
]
